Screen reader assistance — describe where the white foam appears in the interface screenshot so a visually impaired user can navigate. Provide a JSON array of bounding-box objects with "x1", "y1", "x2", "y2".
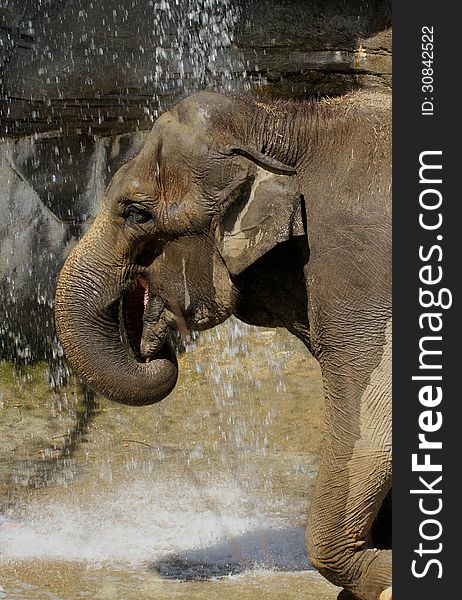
[{"x1": 0, "y1": 480, "x2": 309, "y2": 573}]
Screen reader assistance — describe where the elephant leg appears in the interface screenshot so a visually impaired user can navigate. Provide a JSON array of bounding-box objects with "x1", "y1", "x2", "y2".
[
  {"x1": 307, "y1": 431, "x2": 392, "y2": 600},
  {"x1": 307, "y1": 323, "x2": 392, "y2": 600},
  {"x1": 307, "y1": 427, "x2": 392, "y2": 599}
]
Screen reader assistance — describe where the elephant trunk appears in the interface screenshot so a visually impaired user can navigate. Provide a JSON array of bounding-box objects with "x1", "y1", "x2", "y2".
[{"x1": 55, "y1": 220, "x2": 178, "y2": 406}]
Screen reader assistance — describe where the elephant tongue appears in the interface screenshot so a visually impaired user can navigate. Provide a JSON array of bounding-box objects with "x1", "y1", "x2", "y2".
[{"x1": 140, "y1": 278, "x2": 149, "y2": 309}]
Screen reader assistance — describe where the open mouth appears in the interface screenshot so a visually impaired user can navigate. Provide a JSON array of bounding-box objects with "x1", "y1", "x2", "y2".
[
  {"x1": 121, "y1": 275, "x2": 178, "y2": 363},
  {"x1": 121, "y1": 276, "x2": 149, "y2": 362}
]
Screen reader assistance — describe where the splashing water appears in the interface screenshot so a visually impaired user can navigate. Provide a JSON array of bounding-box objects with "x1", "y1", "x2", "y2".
[
  {"x1": 0, "y1": 478, "x2": 309, "y2": 574},
  {"x1": 0, "y1": 318, "x2": 323, "y2": 586},
  {"x1": 150, "y1": 0, "x2": 246, "y2": 100}
]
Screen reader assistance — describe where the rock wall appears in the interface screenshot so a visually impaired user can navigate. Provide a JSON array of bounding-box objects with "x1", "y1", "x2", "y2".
[
  {"x1": 1, "y1": 0, "x2": 391, "y2": 137},
  {"x1": 0, "y1": 131, "x2": 147, "y2": 361},
  {"x1": 0, "y1": 0, "x2": 391, "y2": 361}
]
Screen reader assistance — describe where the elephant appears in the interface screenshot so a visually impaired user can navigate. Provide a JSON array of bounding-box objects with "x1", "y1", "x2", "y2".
[{"x1": 55, "y1": 90, "x2": 391, "y2": 600}]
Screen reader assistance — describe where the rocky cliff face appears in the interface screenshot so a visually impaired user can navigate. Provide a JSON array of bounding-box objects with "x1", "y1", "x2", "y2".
[
  {"x1": 0, "y1": 131, "x2": 148, "y2": 361},
  {"x1": 0, "y1": 0, "x2": 391, "y2": 361}
]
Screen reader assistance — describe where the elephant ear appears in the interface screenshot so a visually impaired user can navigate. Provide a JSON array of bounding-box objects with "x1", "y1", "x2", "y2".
[{"x1": 220, "y1": 148, "x2": 305, "y2": 276}]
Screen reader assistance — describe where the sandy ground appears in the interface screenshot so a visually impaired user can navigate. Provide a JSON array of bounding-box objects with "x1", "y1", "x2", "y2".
[{"x1": 0, "y1": 562, "x2": 340, "y2": 600}]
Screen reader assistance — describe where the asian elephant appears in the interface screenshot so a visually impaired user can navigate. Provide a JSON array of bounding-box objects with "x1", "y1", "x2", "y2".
[{"x1": 55, "y1": 90, "x2": 391, "y2": 600}]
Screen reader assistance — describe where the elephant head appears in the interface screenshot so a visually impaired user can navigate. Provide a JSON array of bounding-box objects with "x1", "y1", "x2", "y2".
[{"x1": 55, "y1": 92, "x2": 305, "y2": 406}]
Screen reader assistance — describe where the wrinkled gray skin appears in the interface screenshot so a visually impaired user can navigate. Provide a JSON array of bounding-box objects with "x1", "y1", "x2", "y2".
[{"x1": 55, "y1": 91, "x2": 391, "y2": 600}]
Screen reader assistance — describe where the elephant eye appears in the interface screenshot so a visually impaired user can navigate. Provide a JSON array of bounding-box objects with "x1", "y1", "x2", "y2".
[{"x1": 123, "y1": 204, "x2": 152, "y2": 225}]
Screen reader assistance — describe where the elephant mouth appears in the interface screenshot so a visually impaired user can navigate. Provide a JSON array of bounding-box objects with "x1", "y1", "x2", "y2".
[
  {"x1": 121, "y1": 275, "x2": 148, "y2": 362},
  {"x1": 121, "y1": 275, "x2": 177, "y2": 363}
]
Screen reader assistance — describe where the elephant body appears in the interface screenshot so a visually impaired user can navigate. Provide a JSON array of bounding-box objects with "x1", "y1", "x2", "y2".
[{"x1": 55, "y1": 90, "x2": 391, "y2": 599}]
